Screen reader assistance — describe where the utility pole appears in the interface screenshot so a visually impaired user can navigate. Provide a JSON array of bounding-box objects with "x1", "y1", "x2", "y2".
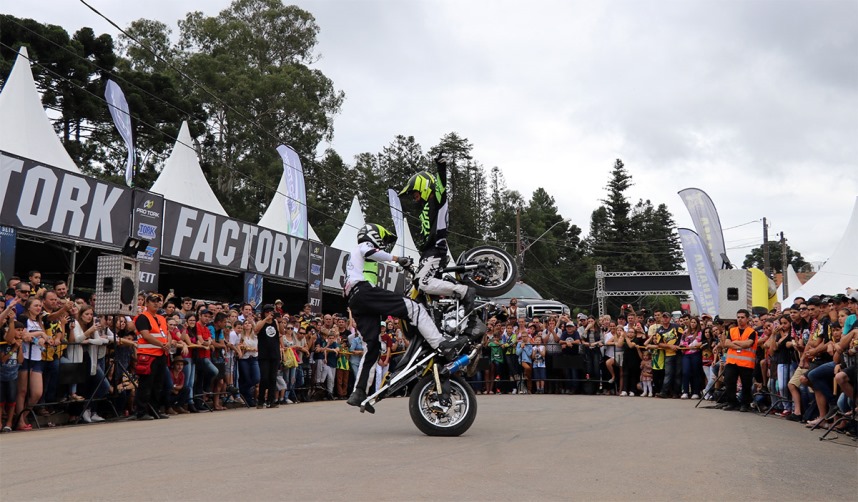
[
  {"x1": 762, "y1": 217, "x2": 770, "y2": 278},
  {"x1": 516, "y1": 206, "x2": 522, "y2": 280},
  {"x1": 781, "y1": 232, "x2": 788, "y2": 297}
]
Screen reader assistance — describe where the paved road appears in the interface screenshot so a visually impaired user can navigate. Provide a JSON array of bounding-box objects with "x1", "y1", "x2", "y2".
[{"x1": 0, "y1": 395, "x2": 855, "y2": 501}]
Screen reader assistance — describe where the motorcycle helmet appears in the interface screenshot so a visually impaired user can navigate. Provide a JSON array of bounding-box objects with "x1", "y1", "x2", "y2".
[
  {"x1": 357, "y1": 223, "x2": 397, "y2": 251},
  {"x1": 399, "y1": 171, "x2": 436, "y2": 202}
]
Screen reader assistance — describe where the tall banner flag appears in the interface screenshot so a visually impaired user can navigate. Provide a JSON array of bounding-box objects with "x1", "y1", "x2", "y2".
[
  {"x1": 244, "y1": 273, "x2": 263, "y2": 308},
  {"x1": 678, "y1": 228, "x2": 720, "y2": 316},
  {"x1": 678, "y1": 188, "x2": 728, "y2": 271},
  {"x1": 387, "y1": 188, "x2": 405, "y2": 256},
  {"x1": 276, "y1": 145, "x2": 308, "y2": 239},
  {"x1": 104, "y1": 80, "x2": 134, "y2": 186},
  {"x1": 0, "y1": 225, "x2": 16, "y2": 292}
]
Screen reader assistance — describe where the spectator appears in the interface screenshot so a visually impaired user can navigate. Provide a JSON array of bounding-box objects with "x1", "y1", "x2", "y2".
[
  {"x1": 319, "y1": 331, "x2": 339, "y2": 400},
  {"x1": 515, "y1": 325, "x2": 534, "y2": 394},
  {"x1": 655, "y1": 312, "x2": 681, "y2": 399},
  {"x1": 347, "y1": 327, "x2": 364, "y2": 396},
  {"x1": 166, "y1": 356, "x2": 189, "y2": 414},
  {"x1": 27, "y1": 270, "x2": 46, "y2": 299},
  {"x1": 280, "y1": 322, "x2": 298, "y2": 404},
  {"x1": 719, "y1": 309, "x2": 757, "y2": 412},
  {"x1": 1, "y1": 310, "x2": 23, "y2": 432},
  {"x1": 531, "y1": 334, "x2": 547, "y2": 394},
  {"x1": 237, "y1": 318, "x2": 260, "y2": 407},
  {"x1": 639, "y1": 350, "x2": 654, "y2": 397},
  {"x1": 255, "y1": 305, "x2": 282, "y2": 409},
  {"x1": 560, "y1": 321, "x2": 581, "y2": 394},
  {"x1": 16, "y1": 297, "x2": 47, "y2": 430},
  {"x1": 679, "y1": 317, "x2": 704, "y2": 399},
  {"x1": 134, "y1": 294, "x2": 171, "y2": 421}
]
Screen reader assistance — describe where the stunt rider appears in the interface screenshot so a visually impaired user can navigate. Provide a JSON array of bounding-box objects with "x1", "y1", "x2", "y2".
[
  {"x1": 345, "y1": 224, "x2": 467, "y2": 408},
  {"x1": 398, "y1": 153, "x2": 476, "y2": 311}
]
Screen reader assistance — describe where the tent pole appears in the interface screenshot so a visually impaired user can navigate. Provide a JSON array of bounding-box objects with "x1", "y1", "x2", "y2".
[{"x1": 67, "y1": 243, "x2": 78, "y2": 294}]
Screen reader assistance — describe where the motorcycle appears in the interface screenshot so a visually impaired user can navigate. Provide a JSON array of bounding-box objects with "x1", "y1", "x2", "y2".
[{"x1": 356, "y1": 245, "x2": 518, "y2": 436}]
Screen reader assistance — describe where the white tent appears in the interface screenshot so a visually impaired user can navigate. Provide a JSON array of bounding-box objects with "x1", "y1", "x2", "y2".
[
  {"x1": 258, "y1": 165, "x2": 320, "y2": 242},
  {"x1": 330, "y1": 196, "x2": 365, "y2": 251},
  {"x1": 784, "y1": 196, "x2": 858, "y2": 304},
  {"x1": 776, "y1": 264, "x2": 803, "y2": 303},
  {"x1": 150, "y1": 121, "x2": 228, "y2": 216},
  {"x1": 0, "y1": 48, "x2": 80, "y2": 173}
]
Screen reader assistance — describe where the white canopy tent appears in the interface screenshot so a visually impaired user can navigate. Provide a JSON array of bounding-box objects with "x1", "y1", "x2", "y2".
[
  {"x1": 330, "y1": 196, "x2": 365, "y2": 251},
  {"x1": 784, "y1": 196, "x2": 858, "y2": 304},
  {"x1": 393, "y1": 219, "x2": 422, "y2": 262},
  {"x1": 0, "y1": 48, "x2": 80, "y2": 173},
  {"x1": 150, "y1": 121, "x2": 228, "y2": 216},
  {"x1": 258, "y1": 165, "x2": 320, "y2": 242},
  {"x1": 777, "y1": 264, "x2": 803, "y2": 303}
]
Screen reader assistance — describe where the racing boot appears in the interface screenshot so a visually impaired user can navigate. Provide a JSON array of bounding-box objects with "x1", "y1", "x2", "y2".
[
  {"x1": 438, "y1": 335, "x2": 468, "y2": 361},
  {"x1": 346, "y1": 388, "x2": 366, "y2": 407}
]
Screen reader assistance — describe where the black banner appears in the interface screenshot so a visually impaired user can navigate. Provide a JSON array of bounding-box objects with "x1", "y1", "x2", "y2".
[
  {"x1": 0, "y1": 225, "x2": 15, "y2": 292},
  {"x1": 307, "y1": 241, "x2": 324, "y2": 313},
  {"x1": 162, "y1": 200, "x2": 309, "y2": 280},
  {"x1": 322, "y1": 246, "x2": 403, "y2": 294},
  {"x1": 131, "y1": 189, "x2": 163, "y2": 292},
  {"x1": 0, "y1": 151, "x2": 132, "y2": 248}
]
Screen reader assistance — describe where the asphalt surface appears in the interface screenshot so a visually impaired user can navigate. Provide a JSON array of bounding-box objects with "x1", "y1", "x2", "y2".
[{"x1": 0, "y1": 394, "x2": 855, "y2": 501}]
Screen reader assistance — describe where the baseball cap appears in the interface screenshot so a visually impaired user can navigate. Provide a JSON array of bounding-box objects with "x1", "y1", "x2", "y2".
[
  {"x1": 661, "y1": 312, "x2": 671, "y2": 318},
  {"x1": 565, "y1": 322, "x2": 575, "y2": 327},
  {"x1": 274, "y1": 299, "x2": 283, "y2": 305},
  {"x1": 701, "y1": 313, "x2": 712, "y2": 319},
  {"x1": 261, "y1": 304, "x2": 275, "y2": 314},
  {"x1": 576, "y1": 313, "x2": 587, "y2": 320},
  {"x1": 200, "y1": 309, "x2": 213, "y2": 315}
]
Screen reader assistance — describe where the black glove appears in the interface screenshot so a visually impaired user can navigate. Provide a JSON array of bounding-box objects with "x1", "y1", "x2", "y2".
[
  {"x1": 396, "y1": 256, "x2": 413, "y2": 269},
  {"x1": 434, "y1": 152, "x2": 448, "y2": 167}
]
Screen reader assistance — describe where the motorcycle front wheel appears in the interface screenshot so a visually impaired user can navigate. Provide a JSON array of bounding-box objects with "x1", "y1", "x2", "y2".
[
  {"x1": 408, "y1": 374, "x2": 477, "y2": 437},
  {"x1": 456, "y1": 245, "x2": 517, "y2": 297}
]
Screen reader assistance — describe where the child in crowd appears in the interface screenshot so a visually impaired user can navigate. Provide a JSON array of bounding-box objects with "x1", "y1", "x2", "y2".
[
  {"x1": 640, "y1": 350, "x2": 654, "y2": 397},
  {"x1": 532, "y1": 334, "x2": 546, "y2": 394}
]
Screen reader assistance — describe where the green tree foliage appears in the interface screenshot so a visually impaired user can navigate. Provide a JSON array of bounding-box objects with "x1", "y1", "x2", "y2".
[
  {"x1": 742, "y1": 241, "x2": 808, "y2": 274},
  {"x1": 176, "y1": 0, "x2": 344, "y2": 221},
  {"x1": 587, "y1": 159, "x2": 682, "y2": 273}
]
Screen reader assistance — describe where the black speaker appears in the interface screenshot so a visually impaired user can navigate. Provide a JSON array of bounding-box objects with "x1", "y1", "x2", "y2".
[{"x1": 96, "y1": 255, "x2": 140, "y2": 316}]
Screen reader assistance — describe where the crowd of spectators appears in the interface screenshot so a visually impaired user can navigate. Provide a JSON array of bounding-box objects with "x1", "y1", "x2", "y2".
[{"x1": 2, "y1": 269, "x2": 856, "y2": 437}]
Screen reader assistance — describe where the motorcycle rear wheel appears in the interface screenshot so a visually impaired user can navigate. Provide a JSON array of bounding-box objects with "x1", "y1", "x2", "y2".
[
  {"x1": 409, "y1": 374, "x2": 477, "y2": 437},
  {"x1": 456, "y1": 245, "x2": 517, "y2": 297}
]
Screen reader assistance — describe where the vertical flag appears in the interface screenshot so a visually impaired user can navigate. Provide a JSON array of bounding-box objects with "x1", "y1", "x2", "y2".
[
  {"x1": 678, "y1": 188, "x2": 729, "y2": 271},
  {"x1": 678, "y1": 228, "x2": 720, "y2": 316},
  {"x1": 388, "y1": 188, "x2": 405, "y2": 257},
  {"x1": 104, "y1": 80, "x2": 134, "y2": 186},
  {"x1": 276, "y1": 145, "x2": 308, "y2": 239}
]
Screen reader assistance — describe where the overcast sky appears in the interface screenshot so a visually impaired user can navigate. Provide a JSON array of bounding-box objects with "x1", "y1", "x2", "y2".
[{"x1": 5, "y1": 0, "x2": 858, "y2": 267}]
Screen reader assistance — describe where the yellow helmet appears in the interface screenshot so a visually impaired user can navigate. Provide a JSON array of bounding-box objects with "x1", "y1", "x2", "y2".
[{"x1": 399, "y1": 171, "x2": 436, "y2": 202}]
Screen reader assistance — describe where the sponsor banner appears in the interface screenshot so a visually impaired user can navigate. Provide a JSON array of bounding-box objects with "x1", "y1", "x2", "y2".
[
  {"x1": 307, "y1": 241, "x2": 324, "y2": 313},
  {"x1": 322, "y1": 246, "x2": 403, "y2": 295},
  {"x1": 0, "y1": 151, "x2": 132, "y2": 248},
  {"x1": 678, "y1": 188, "x2": 728, "y2": 271},
  {"x1": 244, "y1": 273, "x2": 263, "y2": 308},
  {"x1": 104, "y1": 80, "x2": 135, "y2": 186},
  {"x1": 162, "y1": 200, "x2": 309, "y2": 280},
  {"x1": 131, "y1": 189, "x2": 163, "y2": 291},
  {"x1": 0, "y1": 225, "x2": 15, "y2": 292},
  {"x1": 678, "y1": 228, "x2": 720, "y2": 316},
  {"x1": 276, "y1": 145, "x2": 308, "y2": 239}
]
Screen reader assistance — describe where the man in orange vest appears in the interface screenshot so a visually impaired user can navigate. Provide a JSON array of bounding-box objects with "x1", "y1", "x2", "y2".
[
  {"x1": 721, "y1": 309, "x2": 758, "y2": 412},
  {"x1": 134, "y1": 293, "x2": 171, "y2": 420}
]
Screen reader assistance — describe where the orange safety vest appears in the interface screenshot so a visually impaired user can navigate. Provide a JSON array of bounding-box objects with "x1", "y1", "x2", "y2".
[
  {"x1": 726, "y1": 326, "x2": 757, "y2": 368},
  {"x1": 137, "y1": 310, "x2": 168, "y2": 356}
]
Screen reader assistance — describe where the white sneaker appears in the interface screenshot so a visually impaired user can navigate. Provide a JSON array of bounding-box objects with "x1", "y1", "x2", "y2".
[
  {"x1": 681, "y1": 393, "x2": 689, "y2": 399},
  {"x1": 81, "y1": 409, "x2": 92, "y2": 423},
  {"x1": 285, "y1": 399, "x2": 295, "y2": 405},
  {"x1": 648, "y1": 392, "x2": 654, "y2": 397},
  {"x1": 691, "y1": 394, "x2": 700, "y2": 399},
  {"x1": 512, "y1": 389, "x2": 517, "y2": 395},
  {"x1": 90, "y1": 412, "x2": 105, "y2": 423},
  {"x1": 620, "y1": 391, "x2": 628, "y2": 397}
]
